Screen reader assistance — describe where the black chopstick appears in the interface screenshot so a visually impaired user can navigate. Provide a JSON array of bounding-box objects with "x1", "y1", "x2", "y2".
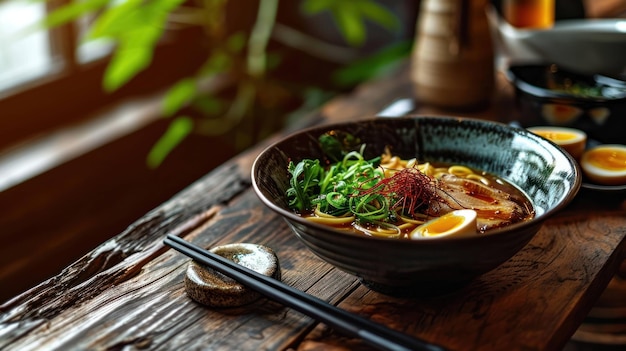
[{"x1": 164, "y1": 234, "x2": 448, "y2": 351}]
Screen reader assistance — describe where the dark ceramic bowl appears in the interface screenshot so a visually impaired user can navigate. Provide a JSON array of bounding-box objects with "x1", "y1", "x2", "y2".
[
  {"x1": 252, "y1": 116, "x2": 581, "y2": 296},
  {"x1": 508, "y1": 64, "x2": 626, "y2": 144}
]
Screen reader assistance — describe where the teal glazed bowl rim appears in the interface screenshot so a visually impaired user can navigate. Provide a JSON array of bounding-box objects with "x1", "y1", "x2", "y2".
[{"x1": 251, "y1": 116, "x2": 582, "y2": 295}]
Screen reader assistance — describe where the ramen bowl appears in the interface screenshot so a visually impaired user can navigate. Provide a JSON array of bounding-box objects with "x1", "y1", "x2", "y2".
[
  {"x1": 252, "y1": 116, "x2": 581, "y2": 296},
  {"x1": 508, "y1": 64, "x2": 626, "y2": 144}
]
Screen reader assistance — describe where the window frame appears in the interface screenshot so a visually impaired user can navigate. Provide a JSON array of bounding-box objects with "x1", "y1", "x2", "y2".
[{"x1": 0, "y1": 2, "x2": 209, "y2": 151}]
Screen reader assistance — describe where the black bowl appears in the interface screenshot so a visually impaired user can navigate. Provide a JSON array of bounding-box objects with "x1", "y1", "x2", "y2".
[
  {"x1": 252, "y1": 116, "x2": 581, "y2": 296},
  {"x1": 507, "y1": 64, "x2": 626, "y2": 144}
]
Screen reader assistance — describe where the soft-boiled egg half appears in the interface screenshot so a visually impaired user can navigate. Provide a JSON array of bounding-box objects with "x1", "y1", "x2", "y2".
[
  {"x1": 527, "y1": 126, "x2": 587, "y2": 160},
  {"x1": 410, "y1": 209, "x2": 478, "y2": 239},
  {"x1": 580, "y1": 144, "x2": 626, "y2": 185}
]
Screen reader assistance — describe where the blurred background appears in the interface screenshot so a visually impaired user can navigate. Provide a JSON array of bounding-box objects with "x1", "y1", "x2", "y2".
[
  {"x1": 0, "y1": 0, "x2": 624, "y2": 303},
  {"x1": 0, "y1": 0, "x2": 420, "y2": 301}
]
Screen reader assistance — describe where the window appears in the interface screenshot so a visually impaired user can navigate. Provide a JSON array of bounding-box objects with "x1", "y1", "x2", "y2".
[
  {"x1": 0, "y1": 0, "x2": 116, "y2": 94},
  {"x1": 0, "y1": 0, "x2": 53, "y2": 92},
  {"x1": 0, "y1": 0, "x2": 208, "y2": 152}
]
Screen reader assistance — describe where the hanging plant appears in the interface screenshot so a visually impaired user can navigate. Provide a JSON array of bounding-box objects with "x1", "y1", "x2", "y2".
[{"x1": 41, "y1": 0, "x2": 413, "y2": 167}]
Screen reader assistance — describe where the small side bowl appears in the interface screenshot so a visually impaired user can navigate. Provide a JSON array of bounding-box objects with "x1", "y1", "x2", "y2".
[
  {"x1": 252, "y1": 116, "x2": 581, "y2": 296},
  {"x1": 508, "y1": 64, "x2": 626, "y2": 144}
]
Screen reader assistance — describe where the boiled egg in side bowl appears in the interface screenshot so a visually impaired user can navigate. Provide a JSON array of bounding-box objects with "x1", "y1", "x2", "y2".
[
  {"x1": 580, "y1": 144, "x2": 626, "y2": 186},
  {"x1": 527, "y1": 126, "x2": 587, "y2": 160}
]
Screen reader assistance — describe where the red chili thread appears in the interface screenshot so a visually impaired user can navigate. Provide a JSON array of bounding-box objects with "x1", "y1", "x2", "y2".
[{"x1": 356, "y1": 167, "x2": 442, "y2": 217}]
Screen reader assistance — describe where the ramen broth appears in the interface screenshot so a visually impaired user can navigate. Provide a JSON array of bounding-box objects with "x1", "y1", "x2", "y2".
[{"x1": 295, "y1": 160, "x2": 535, "y2": 239}]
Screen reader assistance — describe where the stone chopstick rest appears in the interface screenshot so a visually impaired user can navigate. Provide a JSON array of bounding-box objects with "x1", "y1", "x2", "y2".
[{"x1": 184, "y1": 243, "x2": 281, "y2": 307}]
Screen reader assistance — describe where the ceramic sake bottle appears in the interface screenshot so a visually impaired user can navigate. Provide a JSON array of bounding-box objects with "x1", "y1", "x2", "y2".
[{"x1": 411, "y1": 0, "x2": 495, "y2": 110}]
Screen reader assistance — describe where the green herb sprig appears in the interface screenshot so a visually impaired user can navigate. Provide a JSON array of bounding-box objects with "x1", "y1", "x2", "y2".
[{"x1": 287, "y1": 146, "x2": 385, "y2": 222}]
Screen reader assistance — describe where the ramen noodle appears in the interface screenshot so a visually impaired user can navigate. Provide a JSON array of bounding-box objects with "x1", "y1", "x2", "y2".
[{"x1": 287, "y1": 147, "x2": 534, "y2": 239}]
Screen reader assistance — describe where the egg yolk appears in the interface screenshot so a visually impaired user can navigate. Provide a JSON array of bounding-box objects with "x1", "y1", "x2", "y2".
[
  {"x1": 533, "y1": 130, "x2": 579, "y2": 142},
  {"x1": 410, "y1": 209, "x2": 478, "y2": 240},
  {"x1": 528, "y1": 126, "x2": 587, "y2": 160},
  {"x1": 421, "y1": 214, "x2": 465, "y2": 237},
  {"x1": 586, "y1": 149, "x2": 626, "y2": 171}
]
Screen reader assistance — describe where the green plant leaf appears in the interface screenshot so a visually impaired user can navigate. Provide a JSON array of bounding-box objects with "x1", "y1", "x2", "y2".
[
  {"x1": 351, "y1": 0, "x2": 400, "y2": 31},
  {"x1": 300, "y1": 0, "x2": 400, "y2": 47},
  {"x1": 89, "y1": 0, "x2": 183, "y2": 39},
  {"x1": 41, "y1": 0, "x2": 110, "y2": 28},
  {"x1": 265, "y1": 52, "x2": 281, "y2": 70},
  {"x1": 226, "y1": 32, "x2": 247, "y2": 53},
  {"x1": 146, "y1": 116, "x2": 194, "y2": 168},
  {"x1": 193, "y1": 95, "x2": 224, "y2": 115},
  {"x1": 300, "y1": 0, "x2": 334, "y2": 14},
  {"x1": 88, "y1": 0, "x2": 187, "y2": 92},
  {"x1": 88, "y1": 0, "x2": 144, "y2": 39},
  {"x1": 101, "y1": 15, "x2": 168, "y2": 91},
  {"x1": 200, "y1": 49, "x2": 231, "y2": 76},
  {"x1": 103, "y1": 42, "x2": 152, "y2": 92},
  {"x1": 332, "y1": 5, "x2": 366, "y2": 46},
  {"x1": 333, "y1": 40, "x2": 412, "y2": 87},
  {"x1": 162, "y1": 78, "x2": 198, "y2": 117}
]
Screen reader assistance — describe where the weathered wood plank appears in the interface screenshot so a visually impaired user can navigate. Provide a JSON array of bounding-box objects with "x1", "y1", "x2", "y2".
[
  {"x1": 0, "y1": 161, "x2": 249, "y2": 339},
  {"x1": 0, "y1": 117, "x2": 241, "y2": 302},
  {"x1": 1, "y1": 188, "x2": 362, "y2": 350}
]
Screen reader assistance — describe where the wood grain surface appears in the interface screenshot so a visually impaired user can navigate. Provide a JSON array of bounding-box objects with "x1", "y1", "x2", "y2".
[{"x1": 1, "y1": 61, "x2": 625, "y2": 351}]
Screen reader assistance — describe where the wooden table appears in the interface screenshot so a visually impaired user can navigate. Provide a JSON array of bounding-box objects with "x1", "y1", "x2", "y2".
[{"x1": 1, "y1": 61, "x2": 625, "y2": 351}]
